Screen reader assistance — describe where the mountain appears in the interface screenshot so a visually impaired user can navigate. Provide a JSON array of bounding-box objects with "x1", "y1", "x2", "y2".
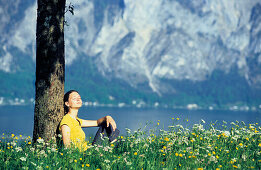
[{"x1": 0, "y1": 0, "x2": 261, "y2": 108}]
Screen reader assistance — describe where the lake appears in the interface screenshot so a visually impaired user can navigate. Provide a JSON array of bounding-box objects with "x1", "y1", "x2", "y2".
[{"x1": 0, "y1": 105, "x2": 260, "y2": 137}]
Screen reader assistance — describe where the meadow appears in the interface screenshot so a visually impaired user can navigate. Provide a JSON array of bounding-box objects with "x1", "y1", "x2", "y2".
[{"x1": 0, "y1": 118, "x2": 260, "y2": 169}]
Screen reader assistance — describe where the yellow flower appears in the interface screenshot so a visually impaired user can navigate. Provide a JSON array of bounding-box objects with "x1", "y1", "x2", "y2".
[
  {"x1": 189, "y1": 156, "x2": 192, "y2": 158},
  {"x1": 110, "y1": 143, "x2": 114, "y2": 147},
  {"x1": 118, "y1": 156, "x2": 120, "y2": 159},
  {"x1": 218, "y1": 165, "x2": 222, "y2": 168},
  {"x1": 216, "y1": 155, "x2": 219, "y2": 159},
  {"x1": 79, "y1": 158, "x2": 82, "y2": 160},
  {"x1": 82, "y1": 164, "x2": 84, "y2": 168},
  {"x1": 246, "y1": 138, "x2": 249, "y2": 141},
  {"x1": 192, "y1": 133, "x2": 196, "y2": 135},
  {"x1": 163, "y1": 146, "x2": 167, "y2": 149},
  {"x1": 46, "y1": 166, "x2": 49, "y2": 168},
  {"x1": 28, "y1": 142, "x2": 31, "y2": 145},
  {"x1": 175, "y1": 153, "x2": 179, "y2": 156},
  {"x1": 179, "y1": 164, "x2": 181, "y2": 166},
  {"x1": 157, "y1": 123, "x2": 159, "y2": 125},
  {"x1": 208, "y1": 153, "x2": 211, "y2": 156},
  {"x1": 74, "y1": 160, "x2": 77, "y2": 163},
  {"x1": 233, "y1": 165, "x2": 238, "y2": 168},
  {"x1": 120, "y1": 136, "x2": 123, "y2": 139},
  {"x1": 258, "y1": 143, "x2": 261, "y2": 147},
  {"x1": 164, "y1": 137, "x2": 169, "y2": 141},
  {"x1": 191, "y1": 139, "x2": 194, "y2": 142},
  {"x1": 134, "y1": 152, "x2": 138, "y2": 155},
  {"x1": 197, "y1": 168, "x2": 203, "y2": 170},
  {"x1": 258, "y1": 160, "x2": 261, "y2": 162},
  {"x1": 96, "y1": 169, "x2": 100, "y2": 170},
  {"x1": 86, "y1": 164, "x2": 90, "y2": 167},
  {"x1": 216, "y1": 168, "x2": 220, "y2": 170},
  {"x1": 236, "y1": 147, "x2": 238, "y2": 150},
  {"x1": 212, "y1": 151, "x2": 216, "y2": 155},
  {"x1": 200, "y1": 137, "x2": 203, "y2": 140},
  {"x1": 160, "y1": 150, "x2": 164, "y2": 152},
  {"x1": 179, "y1": 153, "x2": 183, "y2": 157},
  {"x1": 11, "y1": 134, "x2": 15, "y2": 138},
  {"x1": 60, "y1": 153, "x2": 63, "y2": 156},
  {"x1": 177, "y1": 118, "x2": 180, "y2": 120}
]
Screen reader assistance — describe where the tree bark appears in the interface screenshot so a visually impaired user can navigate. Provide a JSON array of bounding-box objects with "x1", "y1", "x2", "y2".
[{"x1": 33, "y1": 0, "x2": 66, "y2": 142}]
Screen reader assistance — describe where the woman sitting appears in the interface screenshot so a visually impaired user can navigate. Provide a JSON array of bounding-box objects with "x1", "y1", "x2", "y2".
[{"x1": 59, "y1": 90, "x2": 120, "y2": 151}]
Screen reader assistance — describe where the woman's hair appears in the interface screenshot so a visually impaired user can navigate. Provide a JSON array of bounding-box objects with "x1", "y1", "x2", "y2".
[{"x1": 64, "y1": 90, "x2": 79, "y2": 114}]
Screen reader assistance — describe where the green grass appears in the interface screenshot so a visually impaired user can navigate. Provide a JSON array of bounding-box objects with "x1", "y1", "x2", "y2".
[{"x1": 0, "y1": 119, "x2": 260, "y2": 169}]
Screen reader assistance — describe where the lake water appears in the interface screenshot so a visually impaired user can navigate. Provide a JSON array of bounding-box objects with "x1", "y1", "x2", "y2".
[{"x1": 0, "y1": 105, "x2": 260, "y2": 137}]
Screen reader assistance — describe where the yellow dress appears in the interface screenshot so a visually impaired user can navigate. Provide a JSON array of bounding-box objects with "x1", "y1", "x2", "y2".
[{"x1": 59, "y1": 114, "x2": 89, "y2": 151}]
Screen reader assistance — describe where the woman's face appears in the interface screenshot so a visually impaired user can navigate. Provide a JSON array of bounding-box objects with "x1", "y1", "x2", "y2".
[{"x1": 65, "y1": 92, "x2": 82, "y2": 109}]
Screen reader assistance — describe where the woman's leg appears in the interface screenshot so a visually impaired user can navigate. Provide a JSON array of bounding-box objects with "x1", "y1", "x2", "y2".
[{"x1": 92, "y1": 122, "x2": 120, "y2": 145}]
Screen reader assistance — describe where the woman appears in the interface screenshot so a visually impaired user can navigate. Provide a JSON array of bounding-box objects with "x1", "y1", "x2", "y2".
[{"x1": 59, "y1": 90, "x2": 120, "y2": 151}]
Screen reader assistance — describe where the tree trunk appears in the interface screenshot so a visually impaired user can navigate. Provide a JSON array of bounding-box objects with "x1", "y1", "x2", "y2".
[{"x1": 33, "y1": 0, "x2": 66, "y2": 142}]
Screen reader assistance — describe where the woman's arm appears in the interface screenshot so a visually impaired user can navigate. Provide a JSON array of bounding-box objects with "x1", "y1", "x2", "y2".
[
  {"x1": 81, "y1": 116, "x2": 117, "y2": 131},
  {"x1": 61, "y1": 125, "x2": 71, "y2": 148}
]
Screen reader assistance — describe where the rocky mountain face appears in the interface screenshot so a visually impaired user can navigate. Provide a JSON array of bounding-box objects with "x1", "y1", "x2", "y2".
[{"x1": 0, "y1": 0, "x2": 261, "y2": 106}]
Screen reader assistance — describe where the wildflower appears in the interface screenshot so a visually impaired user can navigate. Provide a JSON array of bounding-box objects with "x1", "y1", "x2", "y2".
[
  {"x1": 110, "y1": 143, "x2": 114, "y2": 147},
  {"x1": 20, "y1": 135, "x2": 22, "y2": 137},
  {"x1": 219, "y1": 165, "x2": 222, "y2": 168},
  {"x1": 179, "y1": 153, "x2": 183, "y2": 157},
  {"x1": 216, "y1": 168, "x2": 220, "y2": 170},
  {"x1": 198, "y1": 168, "x2": 203, "y2": 170},
  {"x1": 11, "y1": 134, "x2": 15, "y2": 138},
  {"x1": 258, "y1": 143, "x2": 261, "y2": 147},
  {"x1": 177, "y1": 118, "x2": 180, "y2": 120},
  {"x1": 246, "y1": 138, "x2": 249, "y2": 141},
  {"x1": 82, "y1": 164, "x2": 84, "y2": 168},
  {"x1": 216, "y1": 155, "x2": 219, "y2": 159},
  {"x1": 208, "y1": 153, "x2": 211, "y2": 156},
  {"x1": 74, "y1": 160, "x2": 77, "y2": 163},
  {"x1": 86, "y1": 164, "x2": 90, "y2": 167},
  {"x1": 233, "y1": 165, "x2": 238, "y2": 168},
  {"x1": 46, "y1": 166, "x2": 49, "y2": 168},
  {"x1": 179, "y1": 164, "x2": 181, "y2": 167},
  {"x1": 79, "y1": 158, "x2": 82, "y2": 161},
  {"x1": 239, "y1": 143, "x2": 243, "y2": 146},
  {"x1": 175, "y1": 153, "x2": 179, "y2": 156},
  {"x1": 163, "y1": 146, "x2": 167, "y2": 149},
  {"x1": 20, "y1": 157, "x2": 27, "y2": 161},
  {"x1": 15, "y1": 147, "x2": 23, "y2": 152},
  {"x1": 192, "y1": 133, "x2": 196, "y2": 136},
  {"x1": 60, "y1": 153, "x2": 63, "y2": 156},
  {"x1": 212, "y1": 151, "x2": 216, "y2": 155},
  {"x1": 28, "y1": 142, "x2": 31, "y2": 145},
  {"x1": 164, "y1": 137, "x2": 169, "y2": 141},
  {"x1": 160, "y1": 150, "x2": 164, "y2": 152},
  {"x1": 134, "y1": 152, "x2": 138, "y2": 155},
  {"x1": 157, "y1": 123, "x2": 159, "y2": 125}
]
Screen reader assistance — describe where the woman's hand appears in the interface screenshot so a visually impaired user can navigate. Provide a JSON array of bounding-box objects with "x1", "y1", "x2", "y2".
[{"x1": 105, "y1": 116, "x2": 117, "y2": 131}]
